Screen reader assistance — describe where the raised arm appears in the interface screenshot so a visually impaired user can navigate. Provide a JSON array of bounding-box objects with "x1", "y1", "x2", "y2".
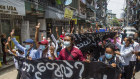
[
  {"x1": 35, "y1": 23, "x2": 40, "y2": 48},
  {"x1": 81, "y1": 26, "x2": 84, "y2": 34},
  {"x1": 56, "y1": 27, "x2": 60, "y2": 39},
  {"x1": 41, "y1": 33, "x2": 44, "y2": 40},
  {"x1": 5, "y1": 42, "x2": 9, "y2": 53},
  {"x1": 70, "y1": 27, "x2": 74, "y2": 34},
  {"x1": 114, "y1": 34, "x2": 121, "y2": 49},
  {"x1": 51, "y1": 33, "x2": 58, "y2": 57},
  {"x1": 6, "y1": 37, "x2": 17, "y2": 56},
  {"x1": 10, "y1": 29, "x2": 25, "y2": 52}
]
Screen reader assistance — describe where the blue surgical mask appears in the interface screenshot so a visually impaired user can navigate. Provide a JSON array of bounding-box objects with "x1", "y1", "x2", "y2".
[
  {"x1": 64, "y1": 41, "x2": 71, "y2": 47},
  {"x1": 40, "y1": 45, "x2": 46, "y2": 51},
  {"x1": 123, "y1": 41, "x2": 125, "y2": 45},
  {"x1": 105, "y1": 53, "x2": 113, "y2": 59},
  {"x1": 25, "y1": 45, "x2": 30, "y2": 50}
]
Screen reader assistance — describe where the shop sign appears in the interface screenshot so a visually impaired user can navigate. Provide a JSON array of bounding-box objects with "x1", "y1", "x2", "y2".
[
  {"x1": 0, "y1": 0, "x2": 25, "y2": 16},
  {"x1": 72, "y1": 18, "x2": 77, "y2": 24},
  {"x1": 64, "y1": 8, "x2": 73, "y2": 19}
]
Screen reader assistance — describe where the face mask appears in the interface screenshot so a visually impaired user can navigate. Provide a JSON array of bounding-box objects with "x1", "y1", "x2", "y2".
[
  {"x1": 48, "y1": 40, "x2": 51, "y2": 43},
  {"x1": 40, "y1": 45, "x2": 46, "y2": 51},
  {"x1": 64, "y1": 41, "x2": 71, "y2": 47},
  {"x1": 62, "y1": 32, "x2": 64, "y2": 34},
  {"x1": 25, "y1": 45, "x2": 31, "y2": 50},
  {"x1": 43, "y1": 37, "x2": 46, "y2": 40},
  {"x1": 57, "y1": 40, "x2": 60, "y2": 43},
  {"x1": 123, "y1": 41, "x2": 125, "y2": 45},
  {"x1": 105, "y1": 53, "x2": 113, "y2": 59}
]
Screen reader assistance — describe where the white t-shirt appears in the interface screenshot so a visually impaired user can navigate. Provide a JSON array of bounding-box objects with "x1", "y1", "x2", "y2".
[{"x1": 130, "y1": 42, "x2": 139, "y2": 61}]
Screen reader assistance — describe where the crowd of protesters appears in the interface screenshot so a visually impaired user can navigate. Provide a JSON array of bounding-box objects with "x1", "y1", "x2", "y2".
[{"x1": 0, "y1": 23, "x2": 140, "y2": 79}]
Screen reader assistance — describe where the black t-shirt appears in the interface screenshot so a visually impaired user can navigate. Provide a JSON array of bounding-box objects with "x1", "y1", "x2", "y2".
[{"x1": 1, "y1": 38, "x2": 7, "y2": 47}]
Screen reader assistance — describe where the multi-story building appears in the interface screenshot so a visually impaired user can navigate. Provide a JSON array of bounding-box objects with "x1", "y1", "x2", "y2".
[
  {"x1": 86, "y1": 0, "x2": 96, "y2": 29},
  {"x1": 0, "y1": 0, "x2": 25, "y2": 52},
  {"x1": 0, "y1": 0, "x2": 109, "y2": 44},
  {"x1": 125, "y1": 0, "x2": 140, "y2": 30},
  {"x1": 95, "y1": 0, "x2": 108, "y2": 27},
  {"x1": 107, "y1": 10, "x2": 116, "y2": 26}
]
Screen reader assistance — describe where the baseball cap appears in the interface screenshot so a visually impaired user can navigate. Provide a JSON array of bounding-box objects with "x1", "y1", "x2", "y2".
[
  {"x1": 23, "y1": 39, "x2": 34, "y2": 44},
  {"x1": 38, "y1": 39, "x2": 48, "y2": 45}
]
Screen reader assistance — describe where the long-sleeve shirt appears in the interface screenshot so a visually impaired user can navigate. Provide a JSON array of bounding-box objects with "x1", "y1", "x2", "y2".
[
  {"x1": 11, "y1": 38, "x2": 41, "y2": 60},
  {"x1": 51, "y1": 34, "x2": 58, "y2": 57},
  {"x1": 116, "y1": 42, "x2": 133, "y2": 66},
  {"x1": 56, "y1": 47, "x2": 86, "y2": 61}
]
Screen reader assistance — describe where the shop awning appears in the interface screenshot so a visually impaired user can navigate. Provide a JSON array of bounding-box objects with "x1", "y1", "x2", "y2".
[{"x1": 45, "y1": 6, "x2": 65, "y2": 20}]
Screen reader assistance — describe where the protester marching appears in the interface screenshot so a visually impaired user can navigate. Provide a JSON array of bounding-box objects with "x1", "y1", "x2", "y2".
[{"x1": 0, "y1": 22, "x2": 139, "y2": 79}]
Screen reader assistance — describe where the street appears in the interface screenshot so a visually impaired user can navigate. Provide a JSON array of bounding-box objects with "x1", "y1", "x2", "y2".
[
  {"x1": 0, "y1": 0, "x2": 140, "y2": 79},
  {"x1": 0, "y1": 66, "x2": 17, "y2": 79},
  {"x1": 0, "y1": 67, "x2": 140, "y2": 79}
]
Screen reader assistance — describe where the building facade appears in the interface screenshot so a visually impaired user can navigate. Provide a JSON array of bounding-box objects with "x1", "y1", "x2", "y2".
[
  {"x1": 107, "y1": 10, "x2": 116, "y2": 26},
  {"x1": 125, "y1": 0, "x2": 140, "y2": 30},
  {"x1": 0, "y1": 0, "x2": 25, "y2": 53}
]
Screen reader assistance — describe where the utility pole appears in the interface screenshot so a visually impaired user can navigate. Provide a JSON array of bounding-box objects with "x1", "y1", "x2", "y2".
[{"x1": 126, "y1": 0, "x2": 129, "y2": 27}]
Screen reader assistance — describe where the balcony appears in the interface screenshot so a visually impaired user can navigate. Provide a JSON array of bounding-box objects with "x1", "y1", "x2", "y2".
[{"x1": 23, "y1": 0, "x2": 64, "y2": 11}]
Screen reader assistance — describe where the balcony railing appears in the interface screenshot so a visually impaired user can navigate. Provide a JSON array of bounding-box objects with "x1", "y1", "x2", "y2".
[{"x1": 22, "y1": 0, "x2": 64, "y2": 10}]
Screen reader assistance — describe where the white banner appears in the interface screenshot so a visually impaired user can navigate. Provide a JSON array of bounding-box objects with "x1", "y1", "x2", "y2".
[{"x1": 0, "y1": 0, "x2": 25, "y2": 16}]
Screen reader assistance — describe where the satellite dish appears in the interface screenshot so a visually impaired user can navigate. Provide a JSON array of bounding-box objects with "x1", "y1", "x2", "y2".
[{"x1": 65, "y1": 0, "x2": 72, "y2": 5}]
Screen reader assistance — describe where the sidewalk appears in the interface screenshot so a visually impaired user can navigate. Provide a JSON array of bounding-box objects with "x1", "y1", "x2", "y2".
[
  {"x1": 135, "y1": 71, "x2": 140, "y2": 79},
  {"x1": 0, "y1": 55, "x2": 14, "y2": 75},
  {"x1": 0, "y1": 61, "x2": 14, "y2": 75}
]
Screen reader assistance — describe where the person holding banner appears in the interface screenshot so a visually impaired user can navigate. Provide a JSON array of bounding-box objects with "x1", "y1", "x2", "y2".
[
  {"x1": 114, "y1": 36, "x2": 134, "y2": 79},
  {"x1": 5, "y1": 37, "x2": 25, "y2": 79},
  {"x1": 130, "y1": 39, "x2": 139, "y2": 78},
  {"x1": 51, "y1": 34, "x2": 90, "y2": 62},
  {"x1": 99, "y1": 43, "x2": 122, "y2": 79},
  {"x1": 35, "y1": 23, "x2": 58, "y2": 59},
  {"x1": 10, "y1": 29, "x2": 40, "y2": 60},
  {"x1": 135, "y1": 40, "x2": 140, "y2": 72}
]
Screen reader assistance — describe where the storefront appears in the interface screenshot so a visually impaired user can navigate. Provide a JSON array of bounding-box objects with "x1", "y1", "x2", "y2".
[
  {"x1": 45, "y1": 6, "x2": 70, "y2": 37},
  {"x1": 22, "y1": 1, "x2": 45, "y2": 42},
  {"x1": 0, "y1": 0, "x2": 25, "y2": 50}
]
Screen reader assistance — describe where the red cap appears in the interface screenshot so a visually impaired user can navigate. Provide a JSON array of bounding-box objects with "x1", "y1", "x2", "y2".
[
  {"x1": 38, "y1": 40, "x2": 48, "y2": 45},
  {"x1": 60, "y1": 35, "x2": 65, "y2": 40}
]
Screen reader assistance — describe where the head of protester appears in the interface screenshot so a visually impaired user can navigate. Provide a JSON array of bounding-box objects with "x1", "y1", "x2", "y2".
[
  {"x1": 51, "y1": 34, "x2": 89, "y2": 62},
  {"x1": 47, "y1": 37, "x2": 51, "y2": 43},
  {"x1": 134, "y1": 32, "x2": 139, "y2": 42},
  {"x1": 63, "y1": 34, "x2": 74, "y2": 48},
  {"x1": 11, "y1": 29, "x2": 34, "y2": 51},
  {"x1": 23, "y1": 39, "x2": 34, "y2": 50},
  {"x1": 104, "y1": 43, "x2": 116, "y2": 60},
  {"x1": 99, "y1": 43, "x2": 116, "y2": 61},
  {"x1": 38, "y1": 39, "x2": 49, "y2": 51},
  {"x1": 99, "y1": 43, "x2": 122, "y2": 77},
  {"x1": 60, "y1": 29, "x2": 65, "y2": 40},
  {"x1": 123, "y1": 37, "x2": 132, "y2": 47},
  {"x1": 1, "y1": 33, "x2": 6, "y2": 39}
]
